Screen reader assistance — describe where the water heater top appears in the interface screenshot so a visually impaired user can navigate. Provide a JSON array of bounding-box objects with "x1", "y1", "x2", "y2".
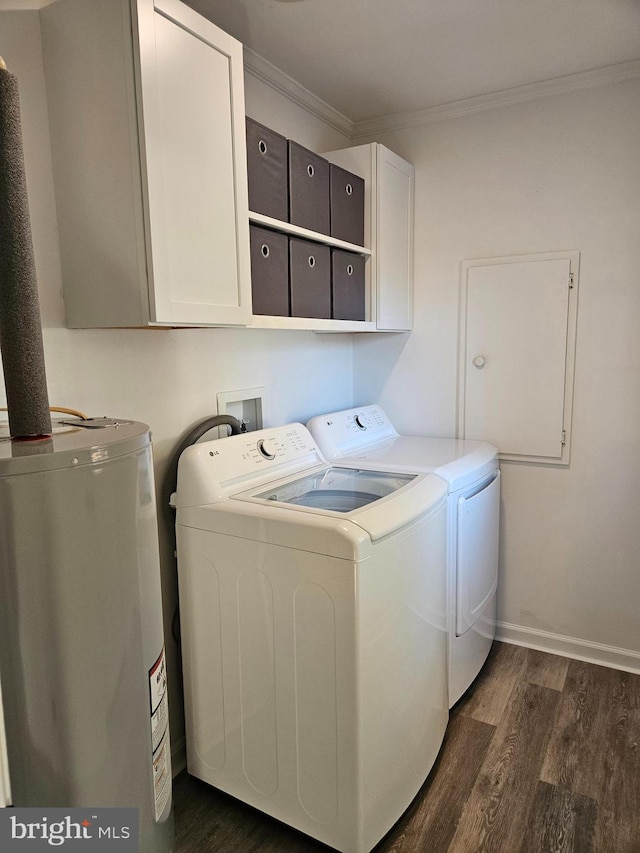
[{"x1": 0, "y1": 418, "x2": 151, "y2": 476}]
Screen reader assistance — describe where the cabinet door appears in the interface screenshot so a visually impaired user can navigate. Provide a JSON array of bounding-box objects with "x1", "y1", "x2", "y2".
[
  {"x1": 135, "y1": 0, "x2": 251, "y2": 325},
  {"x1": 376, "y1": 146, "x2": 414, "y2": 332}
]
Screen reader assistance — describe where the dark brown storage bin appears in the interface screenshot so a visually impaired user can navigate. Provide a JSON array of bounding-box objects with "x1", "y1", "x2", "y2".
[
  {"x1": 288, "y1": 141, "x2": 330, "y2": 234},
  {"x1": 249, "y1": 225, "x2": 289, "y2": 317},
  {"x1": 329, "y1": 164, "x2": 365, "y2": 246},
  {"x1": 246, "y1": 117, "x2": 289, "y2": 220},
  {"x1": 289, "y1": 237, "x2": 331, "y2": 319},
  {"x1": 332, "y1": 250, "x2": 366, "y2": 321}
]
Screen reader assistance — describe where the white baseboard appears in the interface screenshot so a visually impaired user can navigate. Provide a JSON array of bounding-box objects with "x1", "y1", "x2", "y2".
[{"x1": 496, "y1": 621, "x2": 640, "y2": 675}]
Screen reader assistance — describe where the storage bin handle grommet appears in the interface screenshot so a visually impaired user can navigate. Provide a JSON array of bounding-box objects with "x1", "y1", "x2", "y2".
[
  {"x1": 307, "y1": 164, "x2": 315, "y2": 178},
  {"x1": 258, "y1": 139, "x2": 268, "y2": 155},
  {"x1": 346, "y1": 263, "x2": 354, "y2": 276},
  {"x1": 308, "y1": 255, "x2": 316, "y2": 268},
  {"x1": 261, "y1": 243, "x2": 270, "y2": 258},
  {"x1": 346, "y1": 183, "x2": 353, "y2": 196}
]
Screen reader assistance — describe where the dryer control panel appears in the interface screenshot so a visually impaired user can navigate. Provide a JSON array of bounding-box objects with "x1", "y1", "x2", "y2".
[
  {"x1": 307, "y1": 405, "x2": 397, "y2": 458},
  {"x1": 175, "y1": 424, "x2": 326, "y2": 507}
]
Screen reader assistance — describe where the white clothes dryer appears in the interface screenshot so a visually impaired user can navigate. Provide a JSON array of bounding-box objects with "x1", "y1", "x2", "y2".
[
  {"x1": 173, "y1": 424, "x2": 449, "y2": 853},
  {"x1": 307, "y1": 405, "x2": 500, "y2": 707}
]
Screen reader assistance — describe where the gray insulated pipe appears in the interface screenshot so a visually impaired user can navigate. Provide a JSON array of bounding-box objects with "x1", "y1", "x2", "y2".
[{"x1": 0, "y1": 57, "x2": 52, "y2": 438}]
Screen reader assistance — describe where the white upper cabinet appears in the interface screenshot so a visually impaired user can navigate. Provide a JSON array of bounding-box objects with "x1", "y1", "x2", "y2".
[
  {"x1": 323, "y1": 144, "x2": 414, "y2": 332},
  {"x1": 41, "y1": 0, "x2": 251, "y2": 328}
]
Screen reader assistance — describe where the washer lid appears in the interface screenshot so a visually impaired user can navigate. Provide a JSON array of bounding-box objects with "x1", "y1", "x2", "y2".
[
  {"x1": 235, "y1": 466, "x2": 445, "y2": 542},
  {"x1": 252, "y1": 467, "x2": 415, "y2": 512},
  {"x1": 179, "y1": 468, "x2": 447, "y2": 548}
]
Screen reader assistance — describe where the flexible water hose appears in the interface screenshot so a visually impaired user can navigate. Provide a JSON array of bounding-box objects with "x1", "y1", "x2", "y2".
[
  {"x1": 162, "y1": 415, "x2": 243, "y2": 647},
  {"x1": 161, "y1": 414, "x2": 242, "y2": 516}
]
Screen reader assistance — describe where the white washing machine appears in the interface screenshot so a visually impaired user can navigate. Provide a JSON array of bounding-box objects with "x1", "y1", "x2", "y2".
[
  {"x1": 307, "y1": 405, "x2": 500, "y2": 707},
  {"x1": 173, "y1": 423, "x2": 449, "y2": 853}
]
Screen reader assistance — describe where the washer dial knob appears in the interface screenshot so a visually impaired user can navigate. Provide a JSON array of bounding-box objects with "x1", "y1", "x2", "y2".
[
  {"x1": 354, "y1": 415, "x2": 367, "y2": 430},
  {"x1": 257, "y1": 438, "x2": 276, "y2": 460}
]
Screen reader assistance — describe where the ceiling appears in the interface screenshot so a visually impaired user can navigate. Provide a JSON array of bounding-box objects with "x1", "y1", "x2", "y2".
[{"x1": 183, "y1": 0, "x2": 640, "y2": 123}]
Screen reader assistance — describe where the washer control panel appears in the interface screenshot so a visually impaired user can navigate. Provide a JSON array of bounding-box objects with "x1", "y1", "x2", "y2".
[
  {"x1": 221, "y1": 426, "x2": 318, "y2": 470},
  {"x1": 176, "y1": 424, "x2": 327, "y2": 506}
]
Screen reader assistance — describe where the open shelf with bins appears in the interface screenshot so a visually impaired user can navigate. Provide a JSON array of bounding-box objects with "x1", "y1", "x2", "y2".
[{"x1": 248, "y1": 212, "x2": 374, "y2": 331}]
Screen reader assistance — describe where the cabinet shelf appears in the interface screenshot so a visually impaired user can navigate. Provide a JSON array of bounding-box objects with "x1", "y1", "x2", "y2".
[
  {"x1": 250, "y1": 314, "x2": 377, "y2": 332},
  {"x1": 249, "y1": 212, "x2": 371, "y2": 257}
]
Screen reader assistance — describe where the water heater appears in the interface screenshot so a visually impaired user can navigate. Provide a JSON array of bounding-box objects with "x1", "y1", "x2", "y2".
[{"x1": 0, "y1": 419, "x2": 173, "y2": 852}]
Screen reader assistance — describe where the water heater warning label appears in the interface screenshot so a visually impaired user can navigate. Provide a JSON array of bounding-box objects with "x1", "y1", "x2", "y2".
[{"x1": 149, "y1": 647, "x2": 171, "y2": 821}]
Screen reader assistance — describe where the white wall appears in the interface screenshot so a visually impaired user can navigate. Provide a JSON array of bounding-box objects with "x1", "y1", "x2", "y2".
[
  {"x1": 354, "y1": 79, "x2": 640, "y2": 666},
  {"x1": 0, "y1": 11, "x2": 354, "y2": 757}
]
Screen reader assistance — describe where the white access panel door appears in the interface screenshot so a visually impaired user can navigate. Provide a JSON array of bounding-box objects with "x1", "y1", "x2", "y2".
[
  {"x1": 136, "y1": 0, "x2": 251, "y2": 325},
  {"x1": 459, "y1": 252, "x2": 579, "y2": 464}
]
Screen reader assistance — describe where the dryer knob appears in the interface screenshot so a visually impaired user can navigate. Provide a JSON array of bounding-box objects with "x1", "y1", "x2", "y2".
[{"x1": 354, "y1": 415, "x2": 367, "y2": 430}]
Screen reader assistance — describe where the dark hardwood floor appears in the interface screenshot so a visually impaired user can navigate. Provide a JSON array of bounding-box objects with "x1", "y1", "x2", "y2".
[{"x1": 173, "y1": 642, "x2": 640, "y2": 852}]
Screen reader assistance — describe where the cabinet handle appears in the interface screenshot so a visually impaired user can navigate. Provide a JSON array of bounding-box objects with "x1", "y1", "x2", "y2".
[{"x1": 473, "y1": 356, "x2": 486, "y2": 369}]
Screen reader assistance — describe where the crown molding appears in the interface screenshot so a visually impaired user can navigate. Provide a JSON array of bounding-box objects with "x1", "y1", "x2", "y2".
[
  {"x1": 243, "y1": 47, "x2": 354, "y2": 139},
  {"x1": 352, "y1": 58, "x2": 640, "y2": 139}
]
